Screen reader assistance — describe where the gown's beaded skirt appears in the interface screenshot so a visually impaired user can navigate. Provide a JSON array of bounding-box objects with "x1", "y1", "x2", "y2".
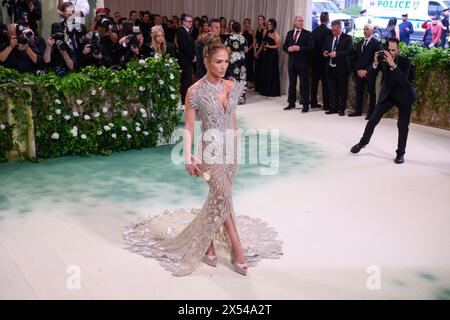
[{"x1": 123, "y1": 79, "x2": 283, "y2": 276}]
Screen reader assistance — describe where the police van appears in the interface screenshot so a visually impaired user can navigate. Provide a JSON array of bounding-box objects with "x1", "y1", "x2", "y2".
[{"x1": 360, "y1": 0, "x2": 450, "y2": 42}]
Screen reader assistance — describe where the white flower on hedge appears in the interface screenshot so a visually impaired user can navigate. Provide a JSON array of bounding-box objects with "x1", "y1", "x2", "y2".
[
  {"x1": 135, "y1": 127, "x2": 141, "y2": 132},
  {"x1": 170, "y1": 94, "x2": 177, "y2": 100},
  {"x1": 70, "y1": 126, "x2": 78, "y2": 137},
  {"x1": 103, "y1": 125, "x2": 111, "y2": 131},
  {"x1": 102, "y1": 107, "x2": 108, "y2": 113},
  {"x1": 111, "y1": 133, "x2": 117, "y2": 139},
  {"x1": 81, "y1": 134, "x2": 87, "y2": 140},
  {"x1": 47, "y1": 115, "x2": 53, "y2": 120},
  {"x1": 127, "y1": 134, "x2": 132, "y2": 139},
  {"x1": 169, "y1": 73, "x2": 174, "y2": 80},
  {"x1": 159, "y1": 79, "x2": 164, "y2": 85},
  {"x1": 97, "y1": 131, "x2": 102, "y2": 135},
  {"x1": 158, "y1": 126, "x2": 163, "y2": 132},
  {"x1": 139, "y1": 108, "x2": 146, "y2": 114},
  {"x1": 135, "y1": 122, "x2": 141, "y2": 127},
  {"x1": 142, "y1": 113, "x2": 148, "y2": 118},
  {"x1": 122, "y1": 110, "x2": 128, "y2": 117},
  {"x1": 91, "y1": 89, "x2": 97, "y2": 96},
  {"x1": 76, "y1": 99, "x2": 83, "y2": 105},
  {"x1": 93, "y1": 112, "x2": 100, "y2": 118},
  {"x1": 168, "y1": 58, "x2": 174, "y2": 64},
  {"x1": 55, "y1": 109, "x2": 61, "y2": 115},
  {"x1": 84, "y1": 115, "x2": 91, "y2": 120},
  {"x1": 139, "y1": 59, "x2": 146, "y2": 65},
  {"x1": 139, "y1": 86, "x2": 146, "y2": 92},
  {"x1": 108, "y1": 123, "x2": 114, "y2": 127},
  {"x1": 51, "y1": 132, "x2": 59, "y2": 140},
  {"x1": 121, "y1": 126, "x2": 127, "y2": 131},
  {"x1": 55, "y1": 99, "x2": 62, "y2": 105},
  {"x1": 0, "y1": 123, "x2": 5, "y2": 130},
  {"x1": 143, "y1": 131, "x2": 149, "y2": 136},
  {"x1": 73, "y1": 111, "x2": 79, "y2": 117},
  {"x1": 64, "y1": 115, "x2": 70, "y2": 121},
  {"x1": 169, "y1": 86, "x2": 175, "y2": 92}
]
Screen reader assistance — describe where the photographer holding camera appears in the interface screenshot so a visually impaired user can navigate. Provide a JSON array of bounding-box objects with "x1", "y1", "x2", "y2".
[
  {"x1": 0, "y1": 23, "x2": 41, "y2": 73},
  {"x1": 116, "y1": 26, "x2": 152, "y2": 66},
  {"x1": 78, "y1": 31, "x2": 113, "y2": 68},
  {"x1": 57, "y1": 0, "x2": 89, "y2": 25},
  {"x1": 351, "y1": 38, "x2": 416, "y2": 164},
  {"x1": 3, "y1": 0, "x2": 41, "y2": 34}
]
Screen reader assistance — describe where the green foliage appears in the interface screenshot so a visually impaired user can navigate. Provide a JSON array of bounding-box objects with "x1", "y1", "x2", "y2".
[
  {"x1": 0, "y1": 54, "x2": 181, "y2": 162},
  {"x1": 399, "y1": 43, "x2": 450, "y2": 113},
  {"x1": 340, "y1": 5, "x2": 362, "y2": 16}
]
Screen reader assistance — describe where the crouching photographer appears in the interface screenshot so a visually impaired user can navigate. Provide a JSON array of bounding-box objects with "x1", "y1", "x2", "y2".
[
  {"x1": 44, "y1": 28, "x2": 76, "y2": 76},
  {"x1": 116, "y1": 25, "x2": 152, "y2": 66},
  {"x1": 351, "y1": 37, "x2": 416, "y2": 164},
  {"x1": 78, "y1": 31, "x2": 113, "y2": 68},
  {"x1": 0, "y1": 23, "x2": 42, "y2": 73}
]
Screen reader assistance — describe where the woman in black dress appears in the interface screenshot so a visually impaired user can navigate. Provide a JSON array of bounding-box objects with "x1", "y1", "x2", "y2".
[
  {"x1": 243, "y1": 18, "x2": 255, "y2": 86},
  {"x1": 254, "y1": 15, "x2": 266, "y2": 93},
  {"x1": 256, "y1": 18, "x2": 281, "y2": 97}
]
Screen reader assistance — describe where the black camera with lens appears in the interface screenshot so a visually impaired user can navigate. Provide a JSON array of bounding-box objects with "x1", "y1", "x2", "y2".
[
  {"x1": 51, "y1": 32, "x2": 68, "y2": 51},
  {"x1": 376, "y1": 50, "x2": 386, "y2": 63},
  {"x1": 86, "y1": 31, "x2": 101, "y2": 56},
  {"x1": 127, "y1": 34, "x2": 139, "y2": 48}
]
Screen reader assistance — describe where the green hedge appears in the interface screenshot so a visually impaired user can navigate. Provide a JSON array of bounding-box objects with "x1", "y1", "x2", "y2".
[{"x1": 0, "y1": 54, "x2": 181, "y2": 162}]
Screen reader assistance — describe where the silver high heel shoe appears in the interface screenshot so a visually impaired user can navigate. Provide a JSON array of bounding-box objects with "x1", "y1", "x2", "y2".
[
  {"x1": 232, "y1": 260, "x2": 248, "y2": 276},
  {"x1": 231, "y1": 249, "x2": 248, "y2": 276},
  {"x1": 203, "y1": 254, "x2": 218, "y2": 267}
]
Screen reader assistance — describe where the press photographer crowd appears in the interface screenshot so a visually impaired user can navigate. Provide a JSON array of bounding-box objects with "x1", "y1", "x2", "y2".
[{"x1": 0, "y1": 0, "x2": 176, "y2": 76}]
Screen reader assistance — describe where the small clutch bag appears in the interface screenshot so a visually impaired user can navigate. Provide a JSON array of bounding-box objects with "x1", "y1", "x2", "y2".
[{"x1": 191, "y1": 155, "x2": 211, "y2": 181}]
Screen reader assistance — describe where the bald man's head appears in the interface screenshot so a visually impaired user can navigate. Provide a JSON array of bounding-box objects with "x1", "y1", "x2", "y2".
[{"x1": 294, "y1": 16, "x2": 304, "y2": 29}]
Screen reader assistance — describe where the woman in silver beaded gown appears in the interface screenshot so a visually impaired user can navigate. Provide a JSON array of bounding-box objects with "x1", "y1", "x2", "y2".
[{"x1": 123, "y1": 34, "x2": 282, "y2": 276}]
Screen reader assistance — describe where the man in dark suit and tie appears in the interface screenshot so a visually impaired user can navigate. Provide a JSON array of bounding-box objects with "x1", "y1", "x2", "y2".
[
  {"x1": 351, "y1": 38, "x2": 416, "y2": 164},
  {"x1": 175, "y1": 14, "x2": 195, "y2": 105},
  {"x1": 282, "y1": 16, "x2": 314, "y2": 112},
  {"x1": 322, "y1": 20, "x2": 353, "y2": 116},
  {"x1": 311, "y1": 12, "x2": 332, "y2": 110},
  {"x1": 350, "y1": 24, "x2": 381, "y2": 118}
]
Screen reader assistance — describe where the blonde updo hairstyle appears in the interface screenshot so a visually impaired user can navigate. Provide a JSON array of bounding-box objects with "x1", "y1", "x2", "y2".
[{"x1": 203, "y1": 33, "x2": 228, "y2": 66}]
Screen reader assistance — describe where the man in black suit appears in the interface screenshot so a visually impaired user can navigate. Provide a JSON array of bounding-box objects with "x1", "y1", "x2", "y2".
[
  {"x1": 323, "y1": 20, "x2": 353, "y2": 116},
  {"x1": 311, "y1": 12, "x2": 332, "y2": 110},
  {"x1": 175, "y1": 14, "x2": 195, "y2": 105},
  {"x1": 351, "y1": 38, "x2": 416, "y2": 164},
  {"x1": 282, "y1": 16, "x2": 314, "y2": 112},
  {"x1": 350, "y1": 24, "x2": 380, "y2": 118}
]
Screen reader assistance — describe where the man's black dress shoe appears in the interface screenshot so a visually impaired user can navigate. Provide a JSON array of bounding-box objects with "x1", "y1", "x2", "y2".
[
  {"x1": 350, "y1": 143, "x2": 366, "y2": 154},
  {"x1": 325, "y1": 110, "x2": 337, "y2": 114},
  {"x1": 339, "y1": 111, "x2": 345, "y2": 116},
  {"x1": 365, "y1": 114, "x2": 372, "y2": 120},
  {"x1": 302, "y1": 107, "x2": 309, "y2": 113},
  {"x1": 394, "y1": 155, "x2": 405, "y2": 164},
  {"x1": 348, "y1": 112, "x2": 363, "y2": 117},
  {"x1": 284, "y1": 104, "x2": 295, "y2": 110}
]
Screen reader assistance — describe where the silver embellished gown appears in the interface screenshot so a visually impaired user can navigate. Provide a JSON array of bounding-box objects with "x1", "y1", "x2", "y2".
[{"x1": 123, "y1": 78, "x2": 283, "y2": 276}]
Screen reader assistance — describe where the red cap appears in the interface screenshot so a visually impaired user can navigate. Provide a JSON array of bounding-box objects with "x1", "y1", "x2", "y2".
[{"x1": 96, "y1": 8, "x2": 108, "y2": 15}]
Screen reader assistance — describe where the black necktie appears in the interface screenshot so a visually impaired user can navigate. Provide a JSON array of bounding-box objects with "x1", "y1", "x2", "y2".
[{"x1": 362, "y1": 39, "x2": 368, "y2": 52}]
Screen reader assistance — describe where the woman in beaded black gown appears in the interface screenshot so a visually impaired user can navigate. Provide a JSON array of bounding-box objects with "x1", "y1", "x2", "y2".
[{"x1": 123, "y1": 34, "x2": 283, "y2": 277}]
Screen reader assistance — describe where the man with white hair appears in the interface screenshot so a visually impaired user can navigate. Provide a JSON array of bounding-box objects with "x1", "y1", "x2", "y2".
[
  {"x1": 57, "y1": 0, "x2": 90, "y2": 25},
  {"x1": 350, "y1": 24, "x2": 380, "y2": 119}
]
